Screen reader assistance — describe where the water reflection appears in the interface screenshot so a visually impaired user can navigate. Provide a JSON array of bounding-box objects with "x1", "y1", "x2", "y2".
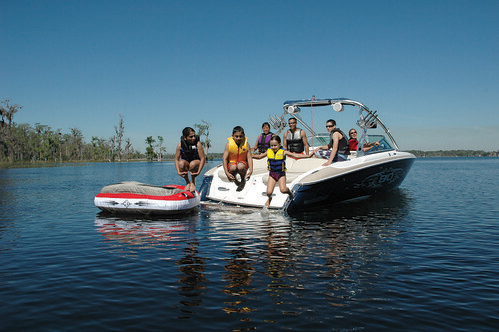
[
  {"x1": 290, "y1": 189, "x2": 412, "y2": 222},
  {"x1": 0, "y1": 173, "x2": 20, "y2": 252},
  {"x1": 94, "y1": 213, "x2": 200, "y2": 258},
  {"x1": 206, "y1": 189, "x2": 413, "y2": 321},
  {"x1": 175, "y1": 240, "x2": 208, "y2": 317},
  {"x1": 94, "y1": 212, "x2": 210, "y2": 319},
  {"x1": 222, "y1": 241, "x2": 257, "y2": 314},
  {"x1": 286, "y1": 189, "x2": 413, "y2": 309},
  {"x1": 93, "y1": 189, "x2": 413, "y2": 325},
  {"x1": 199, "y1": 207, "x2": 293, "y2": 319}
]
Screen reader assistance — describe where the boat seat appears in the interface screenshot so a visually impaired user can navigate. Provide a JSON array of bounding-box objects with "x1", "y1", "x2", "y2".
[
  {"x1": 216, "y1": 158, "x2": 269, "y2": 183},
  {"x1": 261, "y1": 158, "x2": 324, "y2": 185},
  {"x1": 216, "y1": 166, "x2": 268, "y2": 183},
  {"x1": 216, "y1": 169, "x2": 231, "y2": 182},
  {"x1": 216, "y1": 157, "x2": 326, "y2": 185}
]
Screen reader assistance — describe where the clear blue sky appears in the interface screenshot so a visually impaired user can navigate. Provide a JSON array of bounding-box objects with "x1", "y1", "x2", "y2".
[{"x1": 2, "y1": 0, "x2": 498, "y2": 153}]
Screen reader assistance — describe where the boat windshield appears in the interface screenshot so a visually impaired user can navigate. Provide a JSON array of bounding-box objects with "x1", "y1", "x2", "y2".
[
  {"x1": 307, "y1": 133, "x2": 330, "y2": 147},
  {"x1": 363, "y1": 135, "x2": 394, "y2": 154},
  {"x1": 307, "y1": 133, "x2": 394, "y2": 154}
]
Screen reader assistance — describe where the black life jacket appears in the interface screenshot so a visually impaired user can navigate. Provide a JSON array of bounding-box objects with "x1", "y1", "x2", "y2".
[
  {"x1": 330, "y1": 129, "x2": 350, "y2": 156},
  {"x1": 180, "y1": 135, "x2": 200, "y2": 161},
  {"x1": 286, "y1": 129, "x2": 304, "y2": 153}
]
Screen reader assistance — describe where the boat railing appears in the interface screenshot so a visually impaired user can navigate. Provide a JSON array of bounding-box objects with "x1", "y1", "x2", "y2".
[{"x1": 270, "y1": 98, "x2": 401, "y2": 151}]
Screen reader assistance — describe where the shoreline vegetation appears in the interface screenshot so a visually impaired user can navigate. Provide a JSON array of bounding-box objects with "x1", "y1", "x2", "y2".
[
  {"x1": 2, "y1": 99, "x2": 497, "y2": 168},
  {"x1": 1, "y1": 151, "x2": 497, "y2": 169},
  {"x1": 407, "y1": 150, "x2": 498, "y2": 158},
  {"x1": 0, "y1": 153, "x2": 223, "y2": 169},
  {"x1": 1, "y1": 99, "x2": 215, "y2": 165}
]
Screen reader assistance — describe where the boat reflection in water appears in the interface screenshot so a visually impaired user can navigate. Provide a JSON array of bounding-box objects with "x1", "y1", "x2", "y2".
[
  {"x1": 93, "y1": 189, "x2": 412, "y2": 324},
  {"x1": 94, "y1": 212, "x2": 200, "y2": 258},
  {"x1": 212, "y1": 189, "x2": 412, "y2": 319}
]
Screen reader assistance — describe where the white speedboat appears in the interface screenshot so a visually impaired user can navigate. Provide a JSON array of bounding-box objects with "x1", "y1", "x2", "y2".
[{"x1": 199, "y1": 98, "x2": 415, "y2": 213}]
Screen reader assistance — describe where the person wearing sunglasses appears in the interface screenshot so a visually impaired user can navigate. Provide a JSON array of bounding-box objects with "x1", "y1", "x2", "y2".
[
  {"x1": 348, "y1": 129, "x2": 360, "y2": 151},
  {"x1": 313, "y1": 119, "x2": 350, "y2": 166},
  {"x1": 349, "y1": 128, "x2": 380, "y2": 152},
  {"x1": 283, "y1": 117, "x2": 309, "y2": 155}
]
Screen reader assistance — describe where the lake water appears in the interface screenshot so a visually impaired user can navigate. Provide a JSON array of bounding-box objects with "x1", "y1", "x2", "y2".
[{"x1": 1, "y1": 158, "x2": 498, "y2": 331}]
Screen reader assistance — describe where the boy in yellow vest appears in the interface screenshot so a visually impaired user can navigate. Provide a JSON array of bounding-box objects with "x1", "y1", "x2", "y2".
[{"x1": 222, "y1": 126, "x2": 253, "y2": 191}]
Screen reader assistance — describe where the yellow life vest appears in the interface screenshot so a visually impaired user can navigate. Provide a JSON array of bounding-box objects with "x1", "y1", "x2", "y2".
[
  {"x1": 267, "y1": 148, "x2": 286, "y2": 172},
  {"x1": 227, "y1": 137, "x2": 249, "y2": 163}
]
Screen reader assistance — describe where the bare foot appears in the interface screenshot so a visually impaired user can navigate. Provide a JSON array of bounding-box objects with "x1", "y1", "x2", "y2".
[
  {"x1": 264, "y1": 197, "x2": 271, "y2": 207},
  {"x1": 236, "y1": 179, "x2": 246, "y2": 192}
]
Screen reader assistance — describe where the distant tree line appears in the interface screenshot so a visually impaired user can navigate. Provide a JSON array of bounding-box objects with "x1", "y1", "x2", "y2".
[
  {"x1": 1, "y1": 99, "x2": 215, "y2": 164},
  {"x1": 408, "y1": 150, "x2": 498, "y2": 157},
  {"x1": 9, "y1": 99, "x2": 495, "y2": 164},
  {"x1": 0, "y1": 99, "x2": 140, "y2": 163}
]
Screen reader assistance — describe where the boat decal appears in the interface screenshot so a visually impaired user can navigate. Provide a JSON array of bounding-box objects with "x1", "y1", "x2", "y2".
[{"x1": 354, "y1": 167, "x2": 405, "y2": 189}]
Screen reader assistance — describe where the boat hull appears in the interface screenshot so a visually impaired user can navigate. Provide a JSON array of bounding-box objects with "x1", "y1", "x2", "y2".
[
  {"x1": 285, "y1": 156, "x2": 415, "y2": 213},
  {"x1": 200, "y1": 152, "x2": 415, "y2": 213}
]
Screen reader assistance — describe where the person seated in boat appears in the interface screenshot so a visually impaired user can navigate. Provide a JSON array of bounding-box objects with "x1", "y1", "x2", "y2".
[
  {"x1": 223, "y1": 126, "x2": 253, "y2": 191},
  {"x1": 283, "y1": 117, "x2": 309, "y2": 155},
  {"x1": 175, "y1": 127, "x2": 206, "y2": 192},
  {"x1": 253, "y1": 135, "x2": 313, "y2": 207},
  {"x1": 313, "y1": 119, "x2": 350, "y2": 166},
  {"x1": 348, "y1": 128, "x2": 360, "y2": 151},
  {"x1": 252, "y1": 122, "x2": 274, "y2": 154},
  {"x1": 348, "y1": 128, "x2": 380, "y2": 152}
]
